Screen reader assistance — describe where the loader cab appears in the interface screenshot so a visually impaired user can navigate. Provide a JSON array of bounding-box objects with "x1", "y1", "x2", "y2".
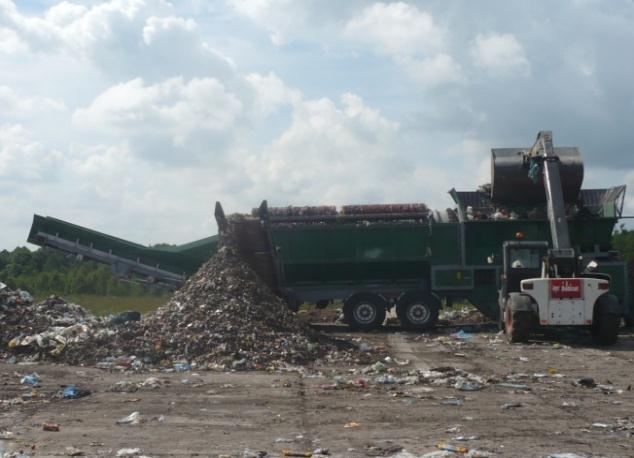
[{"x1": 501, "y1": 241, "x2": 549, "y2": 294}]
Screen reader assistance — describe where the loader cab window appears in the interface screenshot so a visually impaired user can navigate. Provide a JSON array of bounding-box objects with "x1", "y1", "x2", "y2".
[
  {"x1": 505, "y1": 247, "x2": 543, "y2": 293},
  {"x1": 509, "y1": 248, "x2": 541, "y2": 269}
]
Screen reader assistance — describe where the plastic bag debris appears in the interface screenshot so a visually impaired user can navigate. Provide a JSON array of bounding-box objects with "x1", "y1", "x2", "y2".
[
  {"x1": 116, "y1": 411, "x2": 143, "y2": 425},
  {"x1": 116, "y1": 448, "x2": 143, "y2": 457},
  {"x1": 547, "y1": 454, "x2": 587, "y2": 458},
  {"x1": 61, "y1": 385, "x2": 91, "y2": 399},
  {"x1": 454, "y1": 377, "x2": 483, "y2": 391},
  {"x1": 65, "y1": 446, "x2": 85, "y2": 456},
  {"x1": 451, "y1": 330, "x2": 472, "y2": 341},
  {"x1": 20, "y1": 373, "x2": 39, "y2": 386}
]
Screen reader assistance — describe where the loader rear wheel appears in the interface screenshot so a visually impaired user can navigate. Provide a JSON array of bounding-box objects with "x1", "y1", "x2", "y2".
[
  {"x1": 504, "y1": 307, "x2": 530, "y2": 343},
  {"x1": 396, "y1": 294, "x2": 439, "y2": 331},
  {"x1": 344, "y1": 294, "x2": 386, "y2": 331},
  {"x1": 592, "y1": 312, "x2": 620, "y2": 346}
]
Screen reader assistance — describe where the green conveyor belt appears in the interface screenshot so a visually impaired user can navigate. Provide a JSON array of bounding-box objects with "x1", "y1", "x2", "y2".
[{"x1": 28, "y1": 215, "x2": 217, "y2": 276}]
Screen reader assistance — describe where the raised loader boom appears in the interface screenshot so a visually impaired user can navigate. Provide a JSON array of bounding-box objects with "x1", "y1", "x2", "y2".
[{"x1": 524, "y1": 131, "x2": 576, "y2": 274}]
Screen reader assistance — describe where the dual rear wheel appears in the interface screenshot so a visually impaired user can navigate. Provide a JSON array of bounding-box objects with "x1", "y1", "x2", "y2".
[{"x1": 343, "y1": 292, "x2": 439, "y2": 331}]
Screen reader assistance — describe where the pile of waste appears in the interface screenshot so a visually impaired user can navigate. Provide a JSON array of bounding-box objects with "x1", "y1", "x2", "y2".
[
  {"x1": 80, "y1": 241, "x2": 343, "y2": 369},
  {"x1": 1, "y1": 286, "x2": 108, "y2": 361},
  {"x1": 2, "y1": 220, "x2": 354, "y2": 369}
]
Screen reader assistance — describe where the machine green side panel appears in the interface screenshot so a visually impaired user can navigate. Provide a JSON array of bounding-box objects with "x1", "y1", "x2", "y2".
[
  {"x1": 28, "y1": 215, "x2": 217, "y2": 275},
  {"x1": 463, "y1": 218, "x2": 618, "y2": 266},
  {"x1": 271, "y1": 223, "x2": 449, "y2": 287}
]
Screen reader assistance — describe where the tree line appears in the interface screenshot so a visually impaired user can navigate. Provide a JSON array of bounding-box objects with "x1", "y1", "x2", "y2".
[{"x1": 0, "y1": 247, "x2": 168, "y2": 296}]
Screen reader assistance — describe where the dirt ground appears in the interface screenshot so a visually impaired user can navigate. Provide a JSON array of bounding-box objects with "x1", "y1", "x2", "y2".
[{"x1": 2, "y1": 325, "x2": 634, "y2": 458}]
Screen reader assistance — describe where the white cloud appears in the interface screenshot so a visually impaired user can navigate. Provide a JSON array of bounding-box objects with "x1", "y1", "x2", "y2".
[
  {"x1": 244, "y1": 93, "x2": 404, "y2": 202},
  {"x1": 0, "y1": 124, "x2": 62, "y2": 181},
  {"x1": 0, "y1": 0, "x2": 235, "y2": 81},
  {"x1": 0, "y1": 86, "x2": 66, "y2": 117},
  {"x1": 343, "y1": 2, "x2": 461, "y2": 86},
  {"x1": 400, "y1": 53, "x2": 463, "y2": 86},
  {"x1": 344, "y1": 2, "x2": 443, "y2": 57},
  {"x1": 0, "y1": 26, "x2": 26, "y2": 54},
  {"x1": 245, "y1": 72, "x2": 302, "y2": 116},
  {"x1": 471, "y1": 32, "x2": 530, "y2": 76},
  {"x1": 73, "y1": 77, "x2": 243, "y2": 147}
]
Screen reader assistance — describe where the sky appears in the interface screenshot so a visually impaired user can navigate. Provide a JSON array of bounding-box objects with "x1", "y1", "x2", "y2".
[{"x1": 1, "y1": 0, "x2": 633, "y2": 249}]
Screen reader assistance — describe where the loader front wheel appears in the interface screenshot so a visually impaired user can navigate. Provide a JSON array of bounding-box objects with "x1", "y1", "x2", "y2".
[
  {"x1": 592, "y1": 312, "x2": 620, "y2": 346},
  {"x1": 505, "y1": 306, "x2": 530, "y2": 343}
]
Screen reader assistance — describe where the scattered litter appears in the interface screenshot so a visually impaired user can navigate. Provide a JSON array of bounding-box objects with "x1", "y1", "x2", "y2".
[
  {"x1": 575, "y1": 377, "x2": 596, "y2": 388},
  {"x1": 436, "y1": 442, "x2": 468, "y2": 454},
  {"x1": 61, "y1": 385, "x2": 91, "y2": 399},
  {"x1": 344, "y1": 421, "x2": 361, "y2": 428},
  {"x1": 454, "y1": 377, "x2": 483, "y2": 391},
  {"x1": 42, "y1": 423, "x2": 60, "y2": 432},
  {"x1": 451, "y1": 330, "x2": 472, "y2": 341},
  {"x1": 281, "y1": 450, "x2": 311, "y2": 457},
  {"x1": 20, "y1": 373, "x2": 39, "y2": 386},
  {"x1": 547, "y1": 454, "x2": 587, "y2": 458},
  {"x1": 116, "y1": 411, "x2": 143, "y2": 425},
  {"x1": 497, "y1": 383, "x2": 529, "y2": 390},
  {"x1": 365, "y1": 441, "x2": 403, "y2": 456},
  {"x1": 65, "y1": 446, "x2": 85, "y2": 456},
  {"x1": 501, "y1": 402, "x2": 523, "y2": 410},
  {"x1": 116, "y1": 448, "x2": 142, "y2": 457},
  {"x1": 441, "y1": 398, "x2": 464, "y2": 406}
]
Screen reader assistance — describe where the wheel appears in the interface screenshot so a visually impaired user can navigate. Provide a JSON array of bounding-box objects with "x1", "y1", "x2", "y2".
[
  {"x1": 396, "y1": 293, "x2": 439, "y2": 331},
  {"x1": 343, "y1": 294, "x2": 386, "y2": 331},
  {"x1": 504, "y1": 306, "x2": 531, "y2": 343},
  {"x1": 592, "y1": 295, "x2": 620, "y2": 346},
  {"x1": 592, "y1": 312, "x2": 620, "y2": 345}
]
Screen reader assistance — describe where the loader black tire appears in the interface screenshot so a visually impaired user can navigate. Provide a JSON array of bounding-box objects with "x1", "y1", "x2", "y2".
[
  {"x1": 592, "y1": 312, "x2": 620, "y2": 346},
  {"x1": 504, "y1": 306, "x2": 531, "y2": 343},
  {"x1": 396, "y1": 293, "x2": 439, "y2": 332},
  {"x1": 591, "y1": 295, "x2": 620, "y2": 346},
  {"x1": 344, "y1": 294, "x2": 386, "y2": 331}
]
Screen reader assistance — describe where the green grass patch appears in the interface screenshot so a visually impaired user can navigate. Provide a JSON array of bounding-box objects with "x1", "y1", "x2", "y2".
[{"x1": 35, "y1": 294, "x2": 169, "y2": 316}]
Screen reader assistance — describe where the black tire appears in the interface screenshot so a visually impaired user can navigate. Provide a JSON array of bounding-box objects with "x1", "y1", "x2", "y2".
[
  {"x1": 343, "y1": 294, "x2": 387, "y2": 331},
  {"x1": 592, "y1": 296, "x2": 620, "y2": 345},
  {"x1": 396, "y1": 293, "x2": 439, "y2": 331},
  {"x1": 504, "y1": 306, "x2": 531, "y2": 343}
]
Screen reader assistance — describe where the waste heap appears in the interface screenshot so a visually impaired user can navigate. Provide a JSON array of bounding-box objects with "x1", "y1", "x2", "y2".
[{"x1": 1, "y1": 286, "x2": 104, "y2": 360}]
